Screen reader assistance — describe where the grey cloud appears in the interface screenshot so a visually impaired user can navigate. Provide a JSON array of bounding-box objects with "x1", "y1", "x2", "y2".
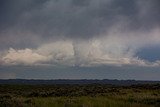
[
  {"x1": 1, "y1": 0, "x2": 160, "y2": 80},
  {"x1": 0, "y1": 0, "x2": 160, "y2": 66},
  {"x1": 1, "y1": 0, "x2": 159, "y2": 41}
]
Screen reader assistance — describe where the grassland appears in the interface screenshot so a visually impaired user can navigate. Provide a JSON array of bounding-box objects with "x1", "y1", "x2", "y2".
[{"x1": 0, "y1": 84, "x2": 160, "y2": 107}]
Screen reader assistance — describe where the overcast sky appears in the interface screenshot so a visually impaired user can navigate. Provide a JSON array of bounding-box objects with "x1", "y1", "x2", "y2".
[{"x1": 0, "y1": 0, "x2": 160, "y2": 80}]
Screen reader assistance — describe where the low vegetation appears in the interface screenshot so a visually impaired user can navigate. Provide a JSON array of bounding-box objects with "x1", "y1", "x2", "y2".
[{"x1": 0, "y1": 84, "x2": 160, "y2": 107}]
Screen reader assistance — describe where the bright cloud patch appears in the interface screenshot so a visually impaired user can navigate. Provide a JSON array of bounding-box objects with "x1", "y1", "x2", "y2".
[{"x1": 2, "y1": 48, "x2": 50, "y2": 65}]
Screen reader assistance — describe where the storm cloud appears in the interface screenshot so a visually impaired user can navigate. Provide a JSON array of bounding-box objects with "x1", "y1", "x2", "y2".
[{"x1": 0, "y1": 0, "x2": 160, "y2": 67}]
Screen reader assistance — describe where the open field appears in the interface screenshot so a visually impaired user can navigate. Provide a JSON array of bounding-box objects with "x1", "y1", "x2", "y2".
[{"x1": 0, "y1": 84, "x2": 160, "y2": 107}]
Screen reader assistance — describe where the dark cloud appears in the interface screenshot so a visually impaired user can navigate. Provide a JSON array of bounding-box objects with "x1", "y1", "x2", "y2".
[
  {"x1": 0, "y1": 0, "x2": 160, "y2": 65},
  {"x1": 0, "y1": 0, "x2": 159, "y2": 42},
  {"x1": 0, "y1": 0, "x2": 160, "y2": 79}
]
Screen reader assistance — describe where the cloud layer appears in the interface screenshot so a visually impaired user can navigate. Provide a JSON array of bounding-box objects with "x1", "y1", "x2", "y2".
[
  {"x1": 1, "y1": 29, "x2": 160, "y2": 67},
  {"x1": 0, "y1": 0, "x2": 160, "y2": 67}
]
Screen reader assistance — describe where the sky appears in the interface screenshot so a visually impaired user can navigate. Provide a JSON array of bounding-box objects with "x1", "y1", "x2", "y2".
[{"x1": 0, "y1": 0, "x2": 160, "y2": 80}]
